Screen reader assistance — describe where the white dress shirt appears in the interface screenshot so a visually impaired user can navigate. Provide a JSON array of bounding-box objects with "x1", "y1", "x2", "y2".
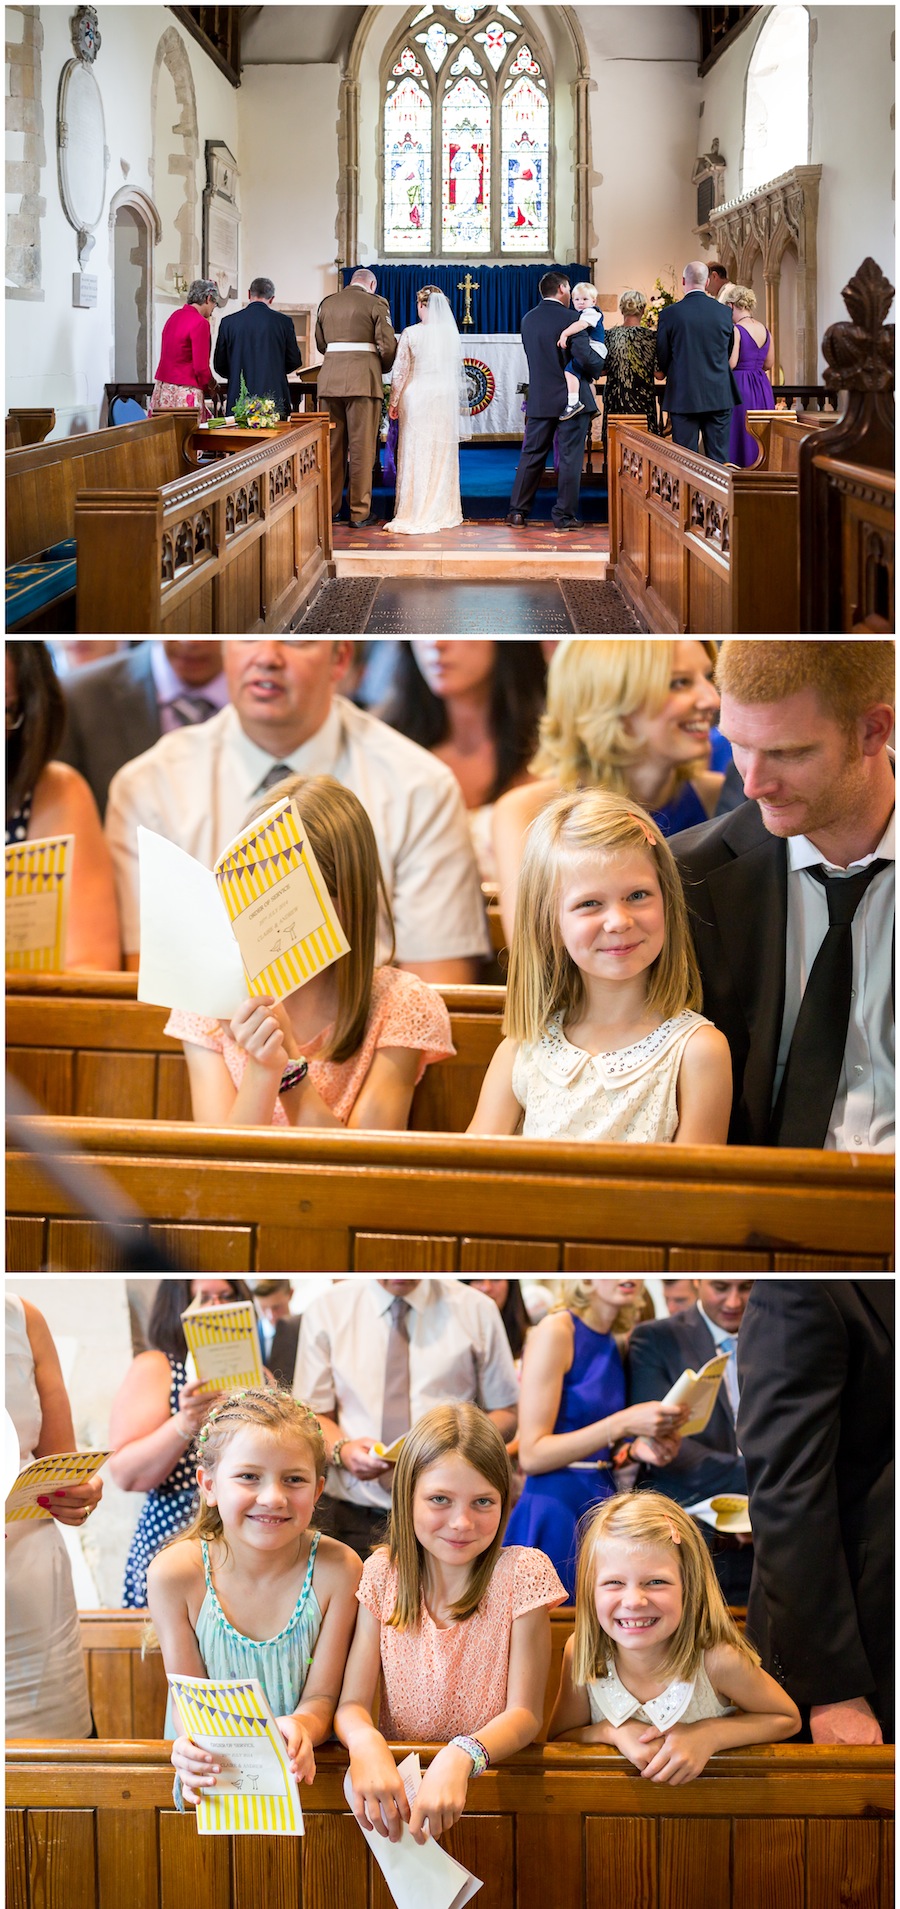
[
  {"x1": 295, "y1": 1279, "x2": 519, "y2": 1511},
  {"x1": 696, "y1": 1299, "x2": 740, "y2": 1420},
  {"x1": 105, "y1": 696, "x2": 490, "y2": 964},
  {"x1": 774, "y1": 814, "x2": 895, "y2": 1151}
]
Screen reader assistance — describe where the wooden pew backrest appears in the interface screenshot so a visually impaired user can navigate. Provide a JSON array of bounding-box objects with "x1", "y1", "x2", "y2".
[
  {"x1": 6, "y1": 415, "x2": 194, "y2": 562},
  {"x1": 7, "y1": 1739, "x2": 894, "y2": 1909}
]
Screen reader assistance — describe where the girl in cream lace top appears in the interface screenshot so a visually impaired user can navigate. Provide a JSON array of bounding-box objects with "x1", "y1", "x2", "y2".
[
  {"x1": 548, "y1": 1492, "x2": 799, "y2": 1782},
  {"x1": 469, "y1": 787, "x2": 732, "y2": 1144}
]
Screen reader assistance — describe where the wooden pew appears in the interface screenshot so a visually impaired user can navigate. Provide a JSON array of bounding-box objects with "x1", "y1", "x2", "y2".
[
  {"x1": 7, "y1": 1739, "x2": 894, "y2": 1909},
  {"x1": 5, "y1": 407, "x2": 55, "y2": 449},
  {"x1": 606, "y1": 417, "x2": 807, "y2": 632},
  {"x1": 5, "y1": 976, "x2": 505, "y2": 1134},
  {"x1": 744, "y1": 407, "x2": 834, "y2": 473},
  {"x1": 6, "y1": 1116, "x2": 892, "y2": 1274}
]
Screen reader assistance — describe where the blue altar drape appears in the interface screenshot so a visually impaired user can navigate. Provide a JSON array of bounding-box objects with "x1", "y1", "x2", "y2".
[{"x1": 342, "y1": 263, "x2": 590, "y2": 333}]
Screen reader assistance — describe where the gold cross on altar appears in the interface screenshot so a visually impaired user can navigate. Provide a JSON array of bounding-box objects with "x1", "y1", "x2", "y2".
[{"x1": 457, "y1": 271, "x2": 480, "y2": 328}]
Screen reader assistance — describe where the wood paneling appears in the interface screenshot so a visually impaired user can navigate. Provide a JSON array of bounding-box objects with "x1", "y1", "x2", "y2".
[
  {"x1": 659, "y1": 1817, "x2": 731, "y2": 1909},
  {"x1": 460, "y1": 1238, "x2": 561, "y2": 1273},
  {"x1": 585, "y1": 1815, "x2": 657, "y2": 1909},
  {"x1": 564, "y1": 1245, "x2": 667, "y2": 1272},
  {"x1": 96, "y1": 1807, "x2": 158, "y2": 1909},
  {"x1": 806, "y1": 1818, "x2": 882, "y2": 1909},
  {"x1": 7, "y1": 1217, "x2": 45, "y2": 1273},
  {"x1": 733, "y1": 1817, "x2": 805, "y2": 1909},
  {"x1": 354, "y1": 1233, "x2": 459, "y2": 1272},
  {"x1": 668, "y1": 1249, "x2": 770, "y2": 1272},
  {"x1": 27, "y1": 1809, "x2": 96, "y2": 1909},
  {"x1": 158, "y1": 1812, "x2": 230, "y2": 1909}
]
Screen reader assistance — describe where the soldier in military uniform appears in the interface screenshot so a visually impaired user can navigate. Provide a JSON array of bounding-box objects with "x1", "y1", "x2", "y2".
[{"x1": 315, "y1": 269, "x2": 397, "y2": 528}]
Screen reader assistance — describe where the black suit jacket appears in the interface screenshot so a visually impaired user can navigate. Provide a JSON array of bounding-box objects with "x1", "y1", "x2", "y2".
[
  {"x1": 655, "y1": 291, "x2": 740, "y2": 415},
  {"x1": 57, "y1": 643, "x2": 160, "y2": 818},
  {"x1": 264, "y1": 1315, "x2": 301, "y2": 1389},
  {"x1": 521, "y1": 300, "x2": 599, "y2": 419},
  {"x1": 674, "y1": 801, "x2": 787, "y2": 1146},
  {"x1": 628, "y1": 1303, "x2": 746, "y2": 1503},
  {"x1": 737, "y1": 1280, "x2": 894, "y2": 1734},
  {"x1": 214, "y1": 303, "x2": 302, "y2": 417}
]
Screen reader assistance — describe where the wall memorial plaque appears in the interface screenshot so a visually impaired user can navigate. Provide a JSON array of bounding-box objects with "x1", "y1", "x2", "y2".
[
  {"x1": 203, "y1": 141, "x2": 240, "y2": 305},
  {"x1": 57, "y1": 7, "x2": 109, "y2": 268}
]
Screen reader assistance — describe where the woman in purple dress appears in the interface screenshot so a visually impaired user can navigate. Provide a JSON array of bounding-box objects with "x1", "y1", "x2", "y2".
[
  {"x1": 503, "y1": 1279, "x2": 686, "y2": 1600},
  {"x1": 720, "y1": 283, "x2": 775, "y2": 466}
]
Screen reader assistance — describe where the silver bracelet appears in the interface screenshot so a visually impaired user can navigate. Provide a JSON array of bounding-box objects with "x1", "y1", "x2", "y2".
[{"x1": 172, "y1": 1415, "x2": 193, "y2": 1443}]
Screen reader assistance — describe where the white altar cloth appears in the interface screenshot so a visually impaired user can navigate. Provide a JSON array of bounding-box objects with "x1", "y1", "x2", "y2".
[{"x1": 461, "y1": 333, "x2": 529, "y2": 436}]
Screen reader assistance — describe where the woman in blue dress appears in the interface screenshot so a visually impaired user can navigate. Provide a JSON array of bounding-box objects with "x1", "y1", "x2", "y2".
[
  {"x1": 492, "y1": 640, "x2": 745, "y2": 944},
  {"x1": 504, "y1": 1279, "x2": 686, "y2": 1600},
  {"x1": 109, "y1": 1277, "x2": 256, "y2": 1607}
]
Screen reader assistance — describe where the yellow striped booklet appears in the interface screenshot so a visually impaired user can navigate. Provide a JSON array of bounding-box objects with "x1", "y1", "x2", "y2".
[
  {"x1": 5, "y1": 1448, "x2": 109, "y2": 1523},
  {"x1": 214, "y1": 795, "x2": 350, "y2": 1004},
  {"x1": 5, "y1": 833, "x2": 73, "y2": 971},
  {"x1": 168, "y1": 1673, "x2": 304, "y2": 1836},
  {"x1": 181, "y1": 1298, "x2": 264, "y2": 1395}
]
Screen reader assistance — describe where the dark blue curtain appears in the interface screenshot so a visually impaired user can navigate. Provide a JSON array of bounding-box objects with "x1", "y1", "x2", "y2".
[{"x1": 342, "y1": 263, "x2": 590, "y2": 333}]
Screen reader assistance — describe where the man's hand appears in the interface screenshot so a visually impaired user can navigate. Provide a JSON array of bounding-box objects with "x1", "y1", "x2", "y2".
[
  {"x1": 338, "y1": 1437, "x2": 391, "y2": 1480},
  {"x1": 810, "y1": 1697, "x2": 883, "y2": 1745}
]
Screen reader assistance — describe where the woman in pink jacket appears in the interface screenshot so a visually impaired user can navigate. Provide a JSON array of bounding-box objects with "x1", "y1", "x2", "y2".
[{"x1": 150, "y1": 278, "x2": 221, "y2": 417}]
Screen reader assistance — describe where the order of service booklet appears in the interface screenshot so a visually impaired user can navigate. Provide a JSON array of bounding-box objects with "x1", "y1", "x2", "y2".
[
  {"x1": 5, "y1": 833, "x2": 73, "y2": 971},
  {"x1": 168, "y1": 1673, "x2": 304, "y2": 1835},
  {"x1": 5, "y1": 1448, "x2": 109, "y2": 1523},
  {"x1": 181, "y1": 1297, "x2": 264, "y2": 1395},
  {"x1": 136, "y1": 794, "x2": 350, "y2": 1018},
  {"x1": 661, "y1": 1352, "x2": 730, "y2": 1438}
]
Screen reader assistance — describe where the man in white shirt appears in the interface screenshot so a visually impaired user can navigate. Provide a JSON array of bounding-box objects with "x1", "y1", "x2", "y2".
[
  {"x1": 628, "y1": 1280, "x2": 753, "y2": 1600},
  {"x1": 105, "y1": 640, "x2": 490, "y2": 982},
  {"x1": 674, "y1": 640, "x2": 895, "y2": 1148},
  {"x1": 295, "y1": 1277, "x2": 519, "y2": 1555}
]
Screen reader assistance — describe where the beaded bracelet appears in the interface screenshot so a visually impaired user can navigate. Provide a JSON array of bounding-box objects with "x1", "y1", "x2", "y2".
[{"x1": 449, "y1": 1734, "x2": 490, "y2": 1777}]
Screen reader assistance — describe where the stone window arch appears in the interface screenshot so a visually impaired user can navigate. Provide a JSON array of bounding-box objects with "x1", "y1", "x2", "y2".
[
  {"x1": 108, "y1": 186, "x2": 161, "y2": 381},
  {"x1": 742, "y1": 8, "x2": 810, "y2": 195},
  {"x1": 150, "y1": 26, "x2": 198, "y2": 301}
]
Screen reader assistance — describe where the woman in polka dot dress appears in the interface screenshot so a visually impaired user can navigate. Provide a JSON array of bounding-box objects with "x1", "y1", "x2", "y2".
[{"x1": 109, "y1": 1279, "x2": 255, "y2": 1607}]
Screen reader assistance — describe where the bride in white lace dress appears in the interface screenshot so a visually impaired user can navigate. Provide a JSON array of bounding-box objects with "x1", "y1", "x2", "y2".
[{"x1": 386, "y1": 286, "x2": 471, "y2": 535}]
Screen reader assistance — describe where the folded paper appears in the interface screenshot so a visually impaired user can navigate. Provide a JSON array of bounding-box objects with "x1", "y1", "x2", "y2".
[
  {"x1": 181, "y1": 1298, "x2": 263, "y2": 1395},
  {"x1": 6, "y1": 833, "x2": 73, "y2": 971},
  {"x1": 661, "y1": 1352, "x2": 730, "y2": 1438},
  {"x1": 168, "y1": 1673, "x2": 303, "y2": 1835},
  {"x1": 5, "y1": 1447, "x2": 109, "y2": 1523},
  {"x1": 343, "y1": 1754, "x2": 482, "y2": 1909}
]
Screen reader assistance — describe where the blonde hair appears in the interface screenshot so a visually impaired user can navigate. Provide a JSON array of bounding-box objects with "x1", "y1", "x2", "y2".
[
  {"x1": 572, "y1": 1491, "x2": 760, "y2": 1686},
  {"x1": 619, "y1": 289, "x2": 647, "y2": 317},
  {"x1": 730, "y1": 284, "x2": 757, "y2": 312},
  {"x1": 573, "y1": 282, "x2": 599, "y2": 303},
  {"x1": 385, "y1": 1404, "x2": 513, "y2": 1630},
  {"x1": 716, "y1": 641, "x2": 895, "y2": 736},
  {"x1": 503, "y1": 787, "x2": 702, "y2": 1044},
  {"x1": 717, "y1": 281, "x2": 738, "y2": 306},
  {"x1": 531, "y1": 639, "x2": 718, "y2": 793},
  {"x1": 550, "y1": 1279, "x2": 643, "y2": 1337},
  {"x1": 176, "y1": 1387, "x2": 327, "y2": 1557},
  {"x1": 416, "y1": 284, "x2": 442, "y2": 306},
  {"x1": 244, "y1": 774, "x2": 394, "y2": 1061}
]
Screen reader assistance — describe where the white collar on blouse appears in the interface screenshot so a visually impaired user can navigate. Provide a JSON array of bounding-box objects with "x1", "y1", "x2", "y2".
[
  {"x1": 533, "y1": 1011, "x2": 698, "y2": 1088},
  {"x1": 598, "y1": 1660, "x2": 698, "y2": 1729}
]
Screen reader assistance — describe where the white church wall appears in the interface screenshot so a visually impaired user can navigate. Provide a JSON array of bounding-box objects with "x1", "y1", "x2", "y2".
[
  {"x1": 236, "y1": 64, "x2": 342, "y2": 321},
  {"x1": 698, "y1": 6, "x2": 895, "y2": 365},
  {"x1": 587, "y1": 55, "x2": 700, "y2": 312},
  {"x1": 5, "y1": 7, "x2": 237, "y2": 438}
]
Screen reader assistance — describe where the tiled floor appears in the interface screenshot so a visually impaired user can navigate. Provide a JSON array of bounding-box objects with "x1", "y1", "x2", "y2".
[{"x1": 332, "y1": 518, "x2": 610, "y2": 580}]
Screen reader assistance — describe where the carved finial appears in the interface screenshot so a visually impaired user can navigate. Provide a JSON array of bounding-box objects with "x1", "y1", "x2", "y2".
[{"x1": 821, "y1": 257, "x2": 895, "y2": 393}]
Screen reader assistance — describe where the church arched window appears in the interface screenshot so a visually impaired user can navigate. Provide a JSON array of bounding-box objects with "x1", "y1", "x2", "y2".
[
  {"x1": 382, "y1": 3, "x2": 552, "y2": 259},
  {"x1": 742, "y1": 7, "x2": 810, "y2": 195}
]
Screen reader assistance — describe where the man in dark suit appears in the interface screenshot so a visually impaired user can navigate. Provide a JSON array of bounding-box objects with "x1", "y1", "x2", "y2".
[
  {"x1": 253, "y1": 1280, "x2": 301, "y2": 1390},
  {"x1": 628, "y1": 1280, "x2": 754, "y2": 1600},
  {"x1": 507, "y1": 272, "x2": 598, "y2": 530},
  {"x1": 654, "y1": 259, "x2": 739, "y2": 462},
  {"x1": 213, "y1": 277, "x2": 302, "y2": 418},
  {"x1": 674, "y1": 640, "x2": 895, "y2": 1147},
  {"x1": 737, "y1": 1280, "x2": 893, "y2": 1744},
  {"x1": 57, "y1": 641, "x2": 226, "y2": 817}
]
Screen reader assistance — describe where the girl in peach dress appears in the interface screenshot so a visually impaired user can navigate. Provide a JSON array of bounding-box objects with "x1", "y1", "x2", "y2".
[{"x1": 336, "y1": 1403, "x2": 566, "y2": 1843}]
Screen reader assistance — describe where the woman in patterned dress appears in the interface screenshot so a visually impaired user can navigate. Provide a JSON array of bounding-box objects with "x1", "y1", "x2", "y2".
[
  {"x1": 109, "y1": 1278, "x2": 255, "y2": 1607},
  {"x1": 601, "y1": 289, "x2": 660, "y2": 461}
]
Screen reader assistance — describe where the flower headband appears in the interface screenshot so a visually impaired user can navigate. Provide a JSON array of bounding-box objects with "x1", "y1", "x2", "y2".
[{"x1": 197, "y1": 1392, "x2": 323, "y2": 1449}]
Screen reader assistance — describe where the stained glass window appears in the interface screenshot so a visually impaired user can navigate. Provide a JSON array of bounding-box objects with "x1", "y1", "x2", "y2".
[
  {"x1": 383, "y1": 5, "x2": 552, "y2": 257},
  {"x1": 500, "y1": 76, "x2": 548, "y2": 252},
  {"x1": 442, "y1": 75, "x2": 491, "y2": 251},
  {"x1": 384, "y1": 77, "x2": 432, "y2": 253}
]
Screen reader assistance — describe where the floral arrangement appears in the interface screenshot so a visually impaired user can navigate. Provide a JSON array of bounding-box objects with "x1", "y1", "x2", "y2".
[
  {"x1": 640, "y1": 271, "x2": 677, "y2": 331},
  {"x1": 233, "y1": 371, "x2": 280, "y2": 429}
]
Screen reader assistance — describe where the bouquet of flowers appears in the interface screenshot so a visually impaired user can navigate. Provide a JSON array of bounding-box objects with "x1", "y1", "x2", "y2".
[
  {"x1": 233, "y1": 372, "x2": 280, "y2": 429},
  {"x1": 641, "y1": 271, "x2": 677, "y2": 332}
]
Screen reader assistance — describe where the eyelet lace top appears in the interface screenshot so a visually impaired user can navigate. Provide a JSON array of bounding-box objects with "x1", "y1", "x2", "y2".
[
  {"x1": 358, "y1": 1544, "x2": 567, "y2": 1740},
  {"x1": 165, "y1": 967, "x2": 455, "y2": 1126},
  {"x1": 163, "y1": 1531, "x2": 323, "y2": 1736},
  {"x1": 511, "y1": 1010, "x2": 711, "y2": 1142},
  {"x1": 587, "y1": 1653, "x2": 734, "y2": 1731}
]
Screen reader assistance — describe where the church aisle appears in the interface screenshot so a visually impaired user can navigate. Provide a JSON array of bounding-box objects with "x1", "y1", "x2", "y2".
[
  {"x1": 331, "y1": 519, "x2": 610, "y2": 580},
  {"x1": 291, "y1": 575, "x2": 638, "y2": 634}
]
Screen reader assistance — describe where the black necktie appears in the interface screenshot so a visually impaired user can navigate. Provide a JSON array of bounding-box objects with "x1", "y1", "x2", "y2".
[
  {"x1": 257, "y1": 762, "x2": 293, "y2": 795},
  {"x1": 169, "y1": 694, "x2": 218, "y2": 726},
  {"x1": 770, "y1": 860, "x2": 889, "y2": 1148}
]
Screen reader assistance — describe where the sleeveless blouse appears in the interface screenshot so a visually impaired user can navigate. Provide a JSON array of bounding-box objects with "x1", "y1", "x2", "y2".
[
  {"x1": 587, "y1": 1654, "x2": 735, "y2": 1729},
  {"x1": 511, "y1": 1009, "x2": 712, "y2": 1142},
  {"x1": 163, "y1": 1531, "x2": 323, "y2": 1736}
]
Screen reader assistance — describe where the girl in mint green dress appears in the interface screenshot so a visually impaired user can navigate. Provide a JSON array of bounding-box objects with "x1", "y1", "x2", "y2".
[{"x1": 147, "y1": 1388, "x2": 361, "y2": 1805}]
